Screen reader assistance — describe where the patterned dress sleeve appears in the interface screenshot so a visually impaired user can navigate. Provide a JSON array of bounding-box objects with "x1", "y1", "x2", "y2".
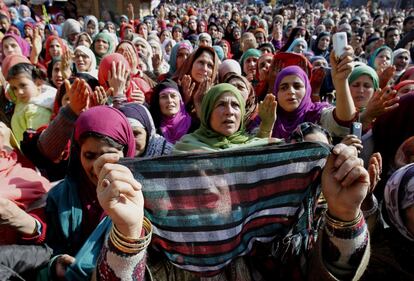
[
  {"x1": 308, "y1": 214, "x2": 370, "y2": 281},
  {"x1": 96, "y1": 235, "x2": 147, "y2": 281},
  {"x1": 96, "y1": 218, "x2": 152, "y2": 280}
]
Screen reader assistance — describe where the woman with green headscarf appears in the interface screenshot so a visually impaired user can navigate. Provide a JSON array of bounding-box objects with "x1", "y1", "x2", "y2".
[
  {"x1": 174, "y1": 83, "x2": 271, "y2": 153},
  {"x1": 368, "y1": 46, "x2": 392, "y2": 70},
  {"x1": 240, "y1": 48, "x2": 261, "y2": 85},
  {"x1": 92, "y1": 32, "x2": 114, "y2": 66},
  {"x1": 348, "y1": 63, "x2": 399, "y2": 132}
]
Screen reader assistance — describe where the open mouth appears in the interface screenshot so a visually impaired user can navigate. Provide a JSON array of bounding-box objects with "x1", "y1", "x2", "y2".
[{"x1": 223, "y1": 119, "x2": 235, "y2": 125}]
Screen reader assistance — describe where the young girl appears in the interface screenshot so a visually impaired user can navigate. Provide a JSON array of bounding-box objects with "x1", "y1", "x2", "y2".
[{"x1": 7, "y1": 63, "x2": 55, "y2": 143}]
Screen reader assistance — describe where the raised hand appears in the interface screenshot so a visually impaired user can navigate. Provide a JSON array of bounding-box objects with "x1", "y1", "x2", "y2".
[
  {"x1": 108, "y1": 61, "x2": 129, "y2": 97},
  {"x1": 94, "y1": 153, "x2": 144, "y2": 238},
  {"x1": 65, "y1": 79, "x2": 89, "y2": 115},
  {"x1": 266, "y1": 58, "x2": 282, "y2": 94},
  {"x1": 367, "y1": 152, "x2": 382, "y2": 194},
  {"x1": 377, "y1": 65, "x2": 396, "y2": 89},
  {"x1": 30, "y1": 27, "x2": 43, "y2": 64},
  {"x1": 257, "y1": 93, "x2": 277, "y2": 137},
  {"x1": 179, "y1": 74, "x2": 196, "y2": 105},
  {"x1": 330, "y1": 45, "x2": 354, "y2": 81},
  {"x1": 130, "y1": 88, "x2": 145, "y2": 104},
  {"x1": 362, "y1": 86, "x2": 399, "y2": 124},
  {"x1": 126, "y1": 3, "x2": 134, "y2": 20},
  {"x1": 322, "y1": 144, "x2": 369, "y2": 221},
  {"x1": 194, "y1": 77, "x2": 212, "y2": 115},
  {"x1": 90, "y1": 86, "x2": 111, "y2": 107},
  {"x1": 61, "y1": 50, "x2": 73, "y2": 79}
]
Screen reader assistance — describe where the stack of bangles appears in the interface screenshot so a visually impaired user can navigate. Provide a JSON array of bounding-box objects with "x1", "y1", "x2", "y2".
[
  {"x1": 324, "y1": 210, "x2": 365, "y2": 238},
  {"x1": 109, "y1": 217, "x2": 152, "y2": 254}
]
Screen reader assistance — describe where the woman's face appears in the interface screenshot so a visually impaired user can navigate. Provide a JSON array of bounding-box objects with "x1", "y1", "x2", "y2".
[
  {"x1": 228, "y1": 78, "x2": 249, "y2": 101},
  {"x1": 295, "y1": 29, "x2": 306, "y2": 39},
  {"x1": 258, "y1": 56, "x2": 272, "y2": 81},
  {"x1": 374, "y1": 49, "x2": 391, "y2": 69},
  {"x1": 117, "y1": 43, "x2": 138, "y2": 70},
  {"x1": 52, "y1": 61, "x2": 71, "y2": 88},
  {"x1": 80, "y1": 136, "x2": 124, "y2": 186},
  {"x1": 293, "y1": 42, "x2": 306, "y2": 54},
  {"x1": 134, "y1": 42, "x2": 147, "y2": 57},
  {"x1": 57, "y1": 15, "x2": 66, "y2": 24},
  {"x1": 138, "y1": 24, "x2": 148, "y2": 38},
  {"x1": 9, "y1": 9, "x2": 17, "y2": 20},
  {"x1": 77, "y1": 35, "x2": 91, "y2": 48},
  {"x1": 191, "y1": 51, "x2": 214, "y2": 83},
  {"x1": 394, "y1": 53, "x2": 410, "y2": 72},
  {"x1": 350, "y1": 74, "x2": 375, "y2": 110},
  {"x1": 132, "y1": 126, "x2": 147, "y2": 157},
  {"x1": 107, "y1": 23, "x2": 116, "y2": 34},
  {"x1": 24, "y1": 26, "x2": 33, "y2": 38},
  {"x1": 160, "y1": 31, "x2": 171, "y2": 43},
  {"x1": 94, "y1": 38, "x2": 109, "y2": 55},
  {"x1": 243, "y1": 56, "x2": 258, "y2": 76},
  {"x1": 176, "y1": 48, "x2": 190, "y2": 70},
  {"x1": 159, "y1": 90, "x2": 181, "y2": 117},
  {"x1": 312, "y1": 59, "x2": 328, "y2": 68},
  {"x1": 86, "y1": 21, "x2": 96, "y2": 36},
  {"x1": 219, "y1": 42, "x2": 228, "y2": 57},
  {"x1": 74, "y1": 50, "x2": 92, "y2": 72},
  {"x1": 233, "y1": 29, "x2": 241, "y2": 40},
  {"x1": 173, "y1": 29, "x2": 182, "y2": 41},
  {"x1": 2, "y1": 37, "x2": 22, "y2": 57},
  {"x1": 209, "y1": 92, "x2": 242, "y2": 136},
  {"x1": 397, "y1": 83, "x2": 414, "y2": 96},
  {"x1": 165, "y1": 42, "x2": 173, "y2": 54},
  {"x1": 317, "y1": 36, "x2": 330, "y2": 51},
  {"x1": 277, "y1": 75, "x2": 306, "y2": 112},
  {"x1": 49, "y1": 39, "x2": 62, "y2": 58}
]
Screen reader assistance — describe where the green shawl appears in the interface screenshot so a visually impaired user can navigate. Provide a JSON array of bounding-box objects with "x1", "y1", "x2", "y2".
[{"x1": 174, "y1": 83, "x2": 268, "y2": 152}]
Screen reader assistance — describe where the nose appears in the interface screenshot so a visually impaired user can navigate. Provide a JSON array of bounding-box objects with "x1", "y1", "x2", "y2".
[{"x1": 223, "y1": 104, "x2": 234, "y2": 115}]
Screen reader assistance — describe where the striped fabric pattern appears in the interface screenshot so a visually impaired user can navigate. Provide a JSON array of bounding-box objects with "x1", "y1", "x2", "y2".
[{"x1": 121, "y1": 142, "x2": 331, "y2": 275}]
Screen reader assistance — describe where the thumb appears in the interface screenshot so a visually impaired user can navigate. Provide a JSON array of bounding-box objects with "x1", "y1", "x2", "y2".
[{"x1": 64, "y1": 79, "x2": 71, "y2": 94}]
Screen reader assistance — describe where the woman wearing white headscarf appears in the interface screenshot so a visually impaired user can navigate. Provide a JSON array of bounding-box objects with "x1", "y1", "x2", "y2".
[
  {"x1": 74, "y1": 45, "x2": 98, "y2": 78},
  {"x1": 83, "y1": 15, "x2": 99, "y2": 39}
]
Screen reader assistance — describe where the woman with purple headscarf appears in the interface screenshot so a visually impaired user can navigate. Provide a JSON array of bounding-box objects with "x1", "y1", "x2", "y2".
[
  {"x1": 150, "y1": 78, "x2": 193, "y2": 144},
  {"x1": 271, "y1": 47, "x2": 358, "y2": 140},
  {"x1": 1, "y1": 33, "x2": 30, "y2": 60}
]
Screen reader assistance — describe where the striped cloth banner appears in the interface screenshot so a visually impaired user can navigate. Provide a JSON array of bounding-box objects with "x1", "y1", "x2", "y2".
[{"x1": 121, "y1": 142, "x2": 331, "y2": 275}]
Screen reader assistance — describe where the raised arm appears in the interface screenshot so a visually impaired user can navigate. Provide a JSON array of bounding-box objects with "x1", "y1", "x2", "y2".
[
  {"x1": 330, "y1": 46, "x2": 357, "y2": 122},
  {"x1": 93, "y1": 154, "x2": 151, "y2": 281},
  {"x1": 309, "y1": 144, "x2": 370, "y2": 280}
]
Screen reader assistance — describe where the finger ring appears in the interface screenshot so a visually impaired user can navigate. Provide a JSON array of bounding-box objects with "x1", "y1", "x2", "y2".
[{"x1": 102, "y1": 178, "x2": 110, "y2": 187}]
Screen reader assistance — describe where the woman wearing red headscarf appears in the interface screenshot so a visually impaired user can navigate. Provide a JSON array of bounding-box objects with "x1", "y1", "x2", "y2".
[{"x1": 98, "y1": 53, "x2": 152, "y2": 106}]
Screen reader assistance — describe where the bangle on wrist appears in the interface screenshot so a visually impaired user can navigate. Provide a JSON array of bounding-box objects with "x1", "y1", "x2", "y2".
[
  {"x1": 109, "y1": 217, "x2": 152, "y2": 254},
  {"x1": 325, "y1": 210, "x2": 363, "y2": 228}
]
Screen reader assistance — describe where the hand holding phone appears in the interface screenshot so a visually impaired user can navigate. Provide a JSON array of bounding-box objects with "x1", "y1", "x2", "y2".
[
  {"x1": 332, "y1": 32, "x2": 348, "y2": 59},
  {"x1": 350, "y1": 122, "x2": 362, "y2": 140}
]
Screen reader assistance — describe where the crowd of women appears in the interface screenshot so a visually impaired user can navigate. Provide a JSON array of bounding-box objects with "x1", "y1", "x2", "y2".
[{"x1": 0, "y1": 0, "x2": 413, "y2": 280}]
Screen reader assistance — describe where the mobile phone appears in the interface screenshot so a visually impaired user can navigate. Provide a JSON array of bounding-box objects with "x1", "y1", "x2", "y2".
[
  {"x1": 332, "y1": 32, "x2": 348, "y2": 59},
  {"x1": 350, "y1": 122, "x2": 362, "y2": 140}
]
